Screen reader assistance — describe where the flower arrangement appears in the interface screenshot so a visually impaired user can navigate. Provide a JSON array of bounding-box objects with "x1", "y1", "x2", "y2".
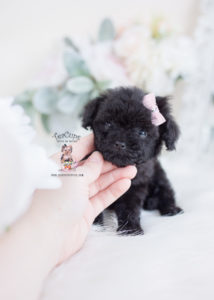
[{"x1": 14, "y1": 18, "x2": 196, "y2": 133}]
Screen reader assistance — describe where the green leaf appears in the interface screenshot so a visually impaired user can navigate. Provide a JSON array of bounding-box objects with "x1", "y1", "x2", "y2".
[
  {"x1": 96, "y1": 80, "x2": 111, "y2": 91},
  {"x1": 64, "y1": 37, "x2": 79, "y2": 52},
  {"x1": 20, "y1": 101, "x2": 35, "y2": 122},
  {"x1": 90, "y1": 89, "x2": 100, "y2": 99},
  {"x1": 98, "y1": 18, "x2": 115, "y2": 41},
  {"x1": 57, "y1": 92, "x2": 83, "y2": 114},
  {"x1": 63, "y1": 50, "x2": 90, "y2": 77},
  {"x1": 33, "y1": 87, "x2": 58, "y2": 114},
  {"x1": 66, "y1": 76, "x2": 94, "y2": 93},
  {"x1": 40, "y1": 114, "x2": 50, "y2": 133},
  {"x1": 14, "y1": 90, "x2": 35, "y2": 104},
  {"x1": 48, "y1": 112, "x2": 78, "y2": 133}
]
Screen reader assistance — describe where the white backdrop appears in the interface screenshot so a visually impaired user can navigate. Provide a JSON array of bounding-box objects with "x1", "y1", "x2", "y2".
[{"x1": 0, "y1": 0, "x2": 199, "y2": 97}]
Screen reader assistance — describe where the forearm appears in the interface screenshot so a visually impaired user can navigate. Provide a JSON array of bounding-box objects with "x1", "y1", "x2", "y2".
[{"x1": 0, "y1": 196, "x2": 61, "y2": 300}]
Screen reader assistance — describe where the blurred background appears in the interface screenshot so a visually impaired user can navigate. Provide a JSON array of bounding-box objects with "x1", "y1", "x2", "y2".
[
  {"x1": 0, "y1": 0, "x2": 199, "y2": 96},
  {"x1": 0, "y1": 0, "x2": 213, "y2": 158},
  {"x1": 1, "y1": 0, "x2": 213, "y2": 159}
]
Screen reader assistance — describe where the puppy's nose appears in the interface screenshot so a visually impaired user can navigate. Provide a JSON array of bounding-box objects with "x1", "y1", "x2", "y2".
[{"x1": 114, "y1": 141, "x2": 126, "y2": 150}]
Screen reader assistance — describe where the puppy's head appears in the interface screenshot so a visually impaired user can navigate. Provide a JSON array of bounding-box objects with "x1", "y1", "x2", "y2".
[{"x1": 82, "y1": 87, "x2": 179, "y2": 167}]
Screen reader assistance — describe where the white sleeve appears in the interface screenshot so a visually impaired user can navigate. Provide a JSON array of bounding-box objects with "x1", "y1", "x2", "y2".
[{"x1": 0, "y1": 98, "x2": 61, "y2": 233}]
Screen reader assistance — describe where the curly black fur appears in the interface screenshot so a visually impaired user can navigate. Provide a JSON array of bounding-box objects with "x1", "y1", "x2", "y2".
[{"x1": 82, "y1": 87, "x2": 183, "y2": 235}]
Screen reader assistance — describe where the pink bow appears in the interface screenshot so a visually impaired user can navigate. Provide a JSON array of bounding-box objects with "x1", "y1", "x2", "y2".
[{"x1": 142, "y1": 93, "x2": 166, "y2": 126}]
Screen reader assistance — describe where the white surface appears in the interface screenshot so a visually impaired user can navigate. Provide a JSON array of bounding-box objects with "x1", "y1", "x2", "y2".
[
  {"x1": 41, "y1": 155, "x2": 214, "y2": 300},
  {"x1": 0, "y1": 0, "x2": 199, "y2": 97}
]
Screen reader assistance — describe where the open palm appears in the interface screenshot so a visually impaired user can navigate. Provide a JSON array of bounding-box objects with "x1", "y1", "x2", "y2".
[{"x1": 50, "y1": 134, "x2": 137, "y2": 263}]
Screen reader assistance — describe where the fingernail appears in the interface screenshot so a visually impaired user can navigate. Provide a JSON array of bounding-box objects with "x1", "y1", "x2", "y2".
[
  {"x1": 133, "y1": 166, "x2": 138, "y2": 177},
  {"x1": 129, "y1": 165, "x2": 137, "y2": 177}
]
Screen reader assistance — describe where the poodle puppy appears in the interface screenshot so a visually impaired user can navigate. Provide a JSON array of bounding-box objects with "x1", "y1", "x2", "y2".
[{"x1": 82, "y1": 87, "x2": 183, "y2": 235}]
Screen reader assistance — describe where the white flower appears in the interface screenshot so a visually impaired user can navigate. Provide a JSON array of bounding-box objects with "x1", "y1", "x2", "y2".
[
  {"x1": 78, "y1": 40, "x2": 131, "y2": 87},
  {"x1": 114, "y1": 24, "x2": 197, "y2": 95}
]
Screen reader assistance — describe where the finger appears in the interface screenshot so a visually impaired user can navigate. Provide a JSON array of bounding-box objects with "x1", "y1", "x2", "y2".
[
  {"x1": 71, "y1": 133, "x2": 95, "y2": 161},
  {"x1": 75, "y1": 146, "x2": 117, "y2": 174},
  {"x1": 101, "y1": 161, "x2": 117, "y2": 174},
  {"x1": 79, "y1": 159, "x2": 117, "y2": 173},
  {"x1": 90, "y1": 178, "x2": 131, "y2": 217},
  {"x1": 89, "y1": 165, "x2": 137, "y2": 198},
  {"x1": 75, "y1": 159, "x2": 85, "y2": 167},
  {"x1": 77, "y1": 151, "x2": 103, "y2": 184},
  {"x1": 72, "y1": 152, "x2": 117, "y2": 172}
]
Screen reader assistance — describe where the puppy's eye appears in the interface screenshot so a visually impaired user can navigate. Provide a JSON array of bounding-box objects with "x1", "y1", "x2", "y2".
[
  {"x1": 139, "y1": 130, "x2": 147, "y2": 138},
  {"x1": 105, "y1": 121, "x2": 112, "y2": 129}
]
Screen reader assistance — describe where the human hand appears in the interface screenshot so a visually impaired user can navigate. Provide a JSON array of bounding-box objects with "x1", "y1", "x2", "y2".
[
  {"x1": 33, "y1": 133, "x2": 137, "y2": 265},
  {"x1": 0, "y1": 133, "x2": 137, "y2": 300}
]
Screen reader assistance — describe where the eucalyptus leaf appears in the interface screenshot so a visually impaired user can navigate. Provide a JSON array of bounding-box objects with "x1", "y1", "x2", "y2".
[
  {"x1": 63, "y1": 50, "x2": 90, "y2": 77},
  {"x1": 64, "y1": 37, "x2": 79, "y2": 52},
  {"x1": 98, "y1": 18, "x2": 115, "y2": 41},
  {"x1": 14, "y1": 90, "x2": 35, "y2": 104},
  {"x1": 48, "y1": 112, "x2": 78, "y2": 133},
  {"x1": 96, "y1": 80, "x2": 111, "y2": 91},
  {"x1": 66, "y1": 76, "x2": 94, "y2": 93},
  {"x1": 57, "y1": 93, "x2": 84, "y2": 114},
  {"x1": 40, "y1": 114, "x2": 50, "y2": 133},
  {"x1": 33, "y1": 87, "x2": 58, "y2": 114},
  {"x1": 90, "y1": 89, "x2": 100, "y2": 99},
  {"x1": 20, "y1": 101, "x2": 35, "y2": 122},
  {"x1": 76, "y1": 93, "x2": 92, "y2": 116}
]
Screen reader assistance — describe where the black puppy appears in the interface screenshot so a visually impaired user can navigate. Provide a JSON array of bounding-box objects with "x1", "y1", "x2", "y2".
[{"x1": 82, "y1": 87, "x2": 183, "y2": 235}]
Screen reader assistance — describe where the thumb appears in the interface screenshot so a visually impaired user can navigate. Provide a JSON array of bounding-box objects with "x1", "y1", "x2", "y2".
[{"x1": 80, "y1": 151, "x2": 103, "y2": 184}]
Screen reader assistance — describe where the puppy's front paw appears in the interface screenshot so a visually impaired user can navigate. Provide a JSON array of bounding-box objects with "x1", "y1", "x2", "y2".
[
  {"x1": 160, "y1": 206, "x2": 184, "y2": 216},
  {"x1": 117, "y1": 224, "x2": 144, "y2": 236},
  {"x1": 93, "y1": 213, "x2": 103, "y2": 225}
]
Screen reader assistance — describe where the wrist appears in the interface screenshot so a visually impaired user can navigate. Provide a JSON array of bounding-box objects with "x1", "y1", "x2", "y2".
[
  {"x1": 26, "y1": 192, "x2": 64, "y2": 267},
  {"x1": 0, "y1": 200, "x2": 62, "y2": 300}
]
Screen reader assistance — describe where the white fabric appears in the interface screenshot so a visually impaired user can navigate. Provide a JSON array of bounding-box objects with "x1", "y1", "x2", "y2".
[
  {"x1": 0, "y1": 99, "x2": 61, "y2": 232},
  {"x1": 41, "y1": 154, "x2": 214, "y2": 300}
]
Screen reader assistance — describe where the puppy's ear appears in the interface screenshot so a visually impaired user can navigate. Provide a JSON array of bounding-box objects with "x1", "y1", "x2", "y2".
[
  {"x1": 82, "y1": 95, "x2": 104, "y2": 129},
  {"x1": 156, "y1": 96, "x2": 180, "y2": 151}
]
